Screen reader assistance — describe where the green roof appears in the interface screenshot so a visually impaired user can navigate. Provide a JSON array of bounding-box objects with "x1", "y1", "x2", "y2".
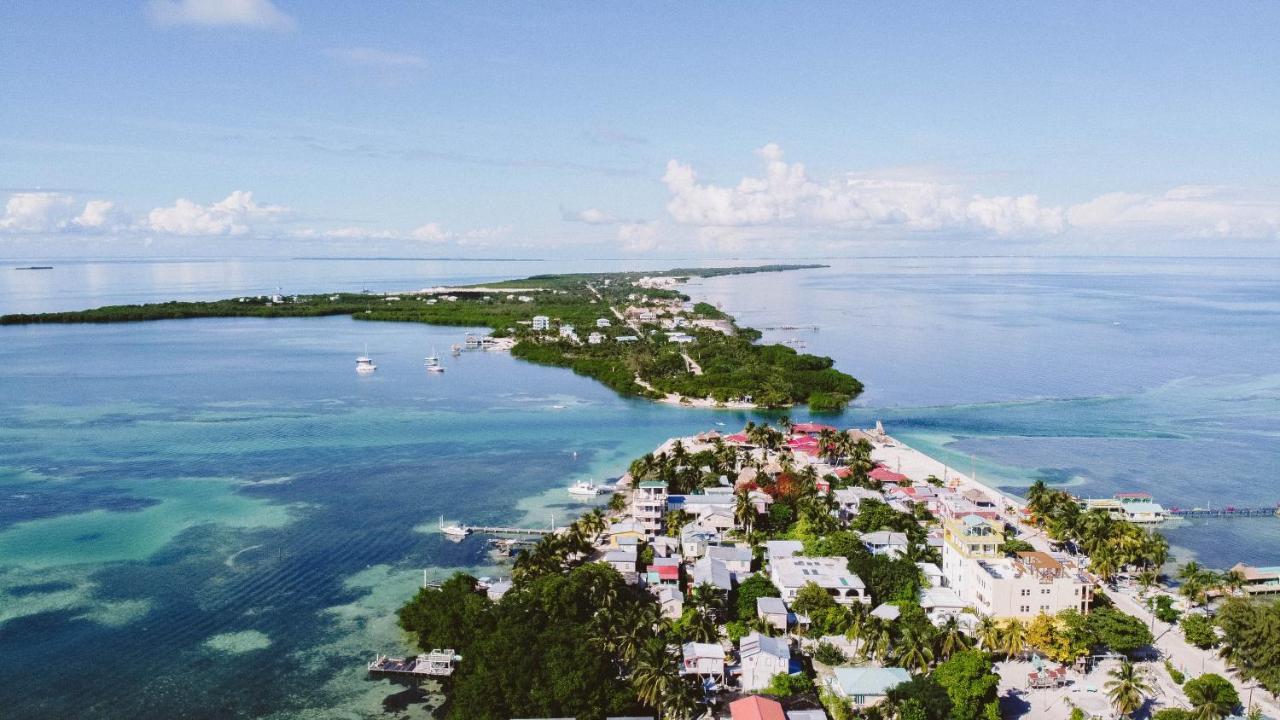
[{"x1": 638, "y1": 481, "x2": 667, "y2": 489}]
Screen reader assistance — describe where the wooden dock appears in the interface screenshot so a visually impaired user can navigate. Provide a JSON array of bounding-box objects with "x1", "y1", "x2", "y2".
[
  {"x1": 1166, "y1": 506, "x2": 1280, "y2": 519},
  {"x1": 463, "y1": 525, "x2": 555, "y2": 536},
  {"x1": 368, "y1": 650, "x2": 458, "y2": 677}
]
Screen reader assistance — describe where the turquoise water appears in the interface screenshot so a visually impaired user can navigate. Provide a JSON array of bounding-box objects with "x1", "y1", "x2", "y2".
[{"x1": 1, "y1": 256, "x2": 1278, "y2": 717}]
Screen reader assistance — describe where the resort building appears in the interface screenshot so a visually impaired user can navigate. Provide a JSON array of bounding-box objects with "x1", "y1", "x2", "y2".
[
  {"x1": 941, "y1": 515, "x2": 1004, "y2": 589},
  {"x1": 1228, "y1": 563, "x2": 1280, "y2": 595},
  {"x1": 770, "y1": 556, "x2": 870, "y2": 606},
  {"x1": 739, "y1": 632, "x2": 791, "y2": 691},
  {"x1": 826, "y1": 667, "x2": 911, "y2": 709},
  {"x1": 531, "y1": 315, "x2": 550, "y2": 330},
  {"x1": 1083, "y1": 492, "x2": 1167, "y2": 523},
  {"x1": 631, "y1": 481, "x2": 668, "y2": 536}
]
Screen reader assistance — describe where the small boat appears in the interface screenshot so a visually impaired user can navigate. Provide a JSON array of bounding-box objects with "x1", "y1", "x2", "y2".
[
  {"x1": 425, "y1": 348, "x2": 440, "y2": 367},
  {"x1": 568, "y1": 480, "x2": 604, "y2": 497},
  {"x1": 450, "y1": 343, "x2": 462, "y2": 355},
  {"x1": 356, "y1": 344, "x2": 377, "y2": 374},
  {"x1": 439, "y1": 515, "x2": 469, "y2": 539},
  {"x1": 427, "y1": 365, "x2": 446, "y2": 374}
]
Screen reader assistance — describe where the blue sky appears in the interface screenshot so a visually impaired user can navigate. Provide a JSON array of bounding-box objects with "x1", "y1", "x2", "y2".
[{"x1": 2, "y1": 1, "x2": 1278, "y2": 257}]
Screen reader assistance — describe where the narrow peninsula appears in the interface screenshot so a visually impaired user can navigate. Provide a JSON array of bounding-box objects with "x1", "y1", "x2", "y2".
[{"x1": 0, "y1": 264, "x2": 863, "y2": 410}]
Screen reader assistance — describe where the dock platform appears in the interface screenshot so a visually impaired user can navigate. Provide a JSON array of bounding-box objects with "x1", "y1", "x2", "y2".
[{"x1": 368, "y1": 650, "x2": 458, "y2": 677}]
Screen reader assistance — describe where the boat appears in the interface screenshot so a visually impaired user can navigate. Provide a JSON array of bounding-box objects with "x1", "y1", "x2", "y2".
[
  {"x1": 355, "y1": 344, "x2": 377, "y2": 374},
  {"x1": 450, "y1": 343, "x2": 462, "y2": 355},
  {"x1": 424, "y1": 348, "x2": 440, "y2": 366},
  {"x1": 427, "y1": 365, "x2": 446, "y2": 374},
  {"x1": 567, "y1": 480, "x2": 604, "y2": 497},
  {"x1": 14, "y1": 266, "x2": 53, "y2": 270},
  {"x1": 439, "y1": 515, "x2": 469, "y2": 539}
]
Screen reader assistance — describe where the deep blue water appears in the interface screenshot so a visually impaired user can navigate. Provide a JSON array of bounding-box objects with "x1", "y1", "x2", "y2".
[{"x1": 0, "y1": 256, "x2": 1277, "y2": 718}]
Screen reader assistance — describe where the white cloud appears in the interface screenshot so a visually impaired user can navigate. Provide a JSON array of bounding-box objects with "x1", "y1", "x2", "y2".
[
  {"x1": 662, "y1": 144, "x2": 1065, "y2": 237},
  {"x1": 617, "y1": 222, "x2": 659, "y2": 253},
  {"x1": 148, "y1": 0, "x2": 295, "y2": 30},
  {"x1": 1067, "y1": 186, "x2": 1280, "y2": 239},
  {"x1": 327, "y1": 47, "x2": 426, "y2": 68},
  {"x1": 146, "y1": 191, "x2": 289, "y2": 236},
  {"x1": 0, "y1": 192, "x2": 122, "y2": 233},
  {"x1": 561, "y1": 207, "x2": 619, "y2": 225},
  {"x1": 72, "y1": 200, "x2": 118, "y2": 229},
  {"x1": 411, "y1": 222, "x2": 450, "y2": 243}
]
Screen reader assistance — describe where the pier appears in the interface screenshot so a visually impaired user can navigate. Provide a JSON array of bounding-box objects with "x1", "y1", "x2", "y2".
[
  {"x1": 368, "y1": 650, "x2": 459, "y2": 677},
  {"x1": 1166, "y1": 506, "x2": 1280, "y2": 519},
  {"x1": 462, "y1": 524, "x2": 556, "y2": 536}
]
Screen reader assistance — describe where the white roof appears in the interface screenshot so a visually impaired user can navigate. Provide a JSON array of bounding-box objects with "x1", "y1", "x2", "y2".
[
  {"x1": 771, "y1": 556, "x2": 865, "y2": 592},
  {"x1": 740, "y1": 631, "x2": 789, "y2": 661},
  {"x1": 681, "y1": 642, "x2": 725, "y2": 660},
  {"x1": 765, "y1": 540, "x2": 804, "y2": 563},
  {"x1": 862, "y1": 531, "x2": 910, "y2": 546}
]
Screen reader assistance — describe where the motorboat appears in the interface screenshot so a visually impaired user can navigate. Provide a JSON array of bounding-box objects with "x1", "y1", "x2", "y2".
[
  {"x1": 427, "y1": 365, "x2": 446, "y2": 374},
  {"x1": 439, "y1": 515, "x2": 469, "y2": 539},
  {"x1": 567, "y1": 480, "x2": 604, "y2": 497},
  {"x1": 424, "y1": 348, "x2": 440, "y2": 367}
]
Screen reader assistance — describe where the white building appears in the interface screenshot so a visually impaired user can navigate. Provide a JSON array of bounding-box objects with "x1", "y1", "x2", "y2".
[
  {"x1": 531, "y1": 315, "x2": 550, "y2": 331},
  {"x1": 862, "y1": 531, "x2": 910, "y2": 558},
  {"x1": 631, "y1": 481, "x2": 668, "y2": 537},
  {"x1": 740, "y1": 632, "x2": 790, "y2": 691},
  {"x1": 587, "y1": 332, "x2": 604, "y2": 345},
  {"x1": 655, "y1": 586, "x2": 684, "y2": 619},
  {"x1": 827, "y1": 667, "x2": 911, "y2": 709},
  {"x1": 603, "y1": 547, "x2": 637, "y2": 574},
  {"x1": 690, "y1": 556, "x2": 733, "y2": 592},
  {"x1": 596, "y1": 318, "x2": 612, "y2": 328},
  {"x1": 559, "y1": 324, "x2": 576, "y2": 338},
  {"x1": 706, "y1": 544, "x2": 753, "y2": 578},
  {"x1": 770, "y1": 556, "x2": 870, "y2": 605},
  {"x1": 942, "y1": 515, "x2": 1093, "y2": 619},
  {"x1": 757, "y1": 596, "x2": 789, "y2": 632},
  {"x1": 681, "y1": 642, "x2": 725, "y2": 678}
]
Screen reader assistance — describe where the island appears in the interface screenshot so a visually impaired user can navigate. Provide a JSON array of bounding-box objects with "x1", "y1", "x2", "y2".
[{"x1": 0, "y1": 264, "x2": 863, "y2": 410}]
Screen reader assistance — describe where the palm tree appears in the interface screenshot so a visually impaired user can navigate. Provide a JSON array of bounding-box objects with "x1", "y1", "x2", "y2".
[
  {"x1": 1187, "y1": 678, "x2": 1237, "y2": 720},
  {"x1": 1026, "y1": 479, "x2": 1050, "y2": 518},
  {"x1": 844, "y1": 609, "x2": 867, "y2": 657},
  {"x1": 1104, "y1": 660, "x2": 1153, "y2": 718},
  {"x1": 937, "y1": 615, "x2": 970, "y2": 660},
  {"x1": 1001, "y1": 618, "x2": 1029, "y2": 660},
  {"x1": 896, "y1": 626, "x2": 935, "y2": 673},
  {"x1": 734, "y1": 490, "x2": 755, "y2": 535},
  {"x1": 632, "y1": 639, "x2": 678, "y2": 710},
  {"x1": 617, "y1": 604, "x2": 659, "y2": 664},
  {"x1": 661, "y1": 675, "x2": 703, "y2": 720},
  {"x1": 683, "y1": 606, "x2": 718, "y2": 643},
  {"x1": 975, "y1": 615, "x2": 1002, "y2": 655}
]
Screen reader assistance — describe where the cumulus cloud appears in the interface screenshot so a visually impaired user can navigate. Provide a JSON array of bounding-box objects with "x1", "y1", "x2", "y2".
[
  {"x1": 617, "y1": 222, "x2": 659, "y2": 253},
  {"x1": 145, "y1": 191, "x2": 289, "y2": 236},
  {"x1": 327, "y1": 47, "x2": 426, "y2": 68},
  {"x1": 662, "y1": 144, "x2": 1065, "y2": 237},
  {"x1": 148, "y1": 0, "x2": 295, "y2": 30},
  {"x1": 0, "y1": 192, "x2": 122, "y2": 233}
]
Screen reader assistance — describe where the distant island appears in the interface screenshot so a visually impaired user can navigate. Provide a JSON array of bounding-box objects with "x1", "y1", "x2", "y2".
[{"x1": 0, "y1": 264, "x2": 863, "y2": 410}]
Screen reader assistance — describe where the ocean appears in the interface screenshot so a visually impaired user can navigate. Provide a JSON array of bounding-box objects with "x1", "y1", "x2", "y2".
[{"x1": 1, "y1": 255, "x2": 1277, "y2": 718}]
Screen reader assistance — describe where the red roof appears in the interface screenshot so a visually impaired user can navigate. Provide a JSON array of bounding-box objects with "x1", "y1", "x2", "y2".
[
  {"x1": 869, "y1": 467, "x2": 910, "y2": 483},
  {"x1": 833, "y1": 467, "x2": 851, "y2": 478},
  {"x1": 653, "y1": 565, "x2": 679, "y2": 580},
  {"x1": 730, "y1": 696, "x2": 786, "y2": 720},
  {"x1": 725, "y1": 433, "x2": 750, "y2": 444},
  {"x1": 792, "y1": 422, "x2": 837, "y2": 434},
  {"x1": 787, "y1": 436, "x2": 820, "y2": 449}
]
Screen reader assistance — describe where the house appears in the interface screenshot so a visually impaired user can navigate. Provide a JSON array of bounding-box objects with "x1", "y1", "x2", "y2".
[
  {"x1": 870, "y1": 603, "x2": 901, "y2": 622},
  {"x1": 652, "y1": 535, "x2": 680, "y2": 558},
  {"x1": 770, "y1": 556, "x2": 870, "y2": 605},
  {"x1": 833, "y1": 487, "x2": 884, "y2": 522},
  {"x1": 587, "y1": 332, "x2": 604, "y2": 345},
  {"x1": 631, "y1": 481, "x2": 668, "y2": 536},
  {"x1": 706, "y1": 544, "x2": 753, "y2": 577},
  {"x1": 604, "y1": 547, "x2": 637, "y2": 574},
  {"x1": 637, "y1": 310, "x2": 657, "y2": 323},
  {"x1": 764, "y1": 540, "x2": 804, "y2": 567},
  {"x1": 827, "y1": 667, "x2": 911, "y2": 709},
  {"x1": 558, "y1": 324, "x2": 576, "y2": 338},
  {"x1": 862, "y1": 531, "x2": 910, "y2": 558},
  {"x1": 757, "y1": 596, "x2": 789, "y2": 632},
  {"x1": 680, "y1": 523, "x2": 721, "y2": 559},
  {"x1": 1229, "y1": 563, "x2": 1280, "y2": 595},
  {"x1": 700, "y1": 510, "x2": 736, "y2": 533},
  {"x1": 1084, "y1": 493, "x2": 1167, "y2": 523},
  {"x1": 680, "y1": 642, "x2": 725, "y2": 678},
  {"x1": 690, "y1": 556, "x2": 733, "y2": 592},
  {"x1": 919, "y1": 586, "x2": 969, "y2": 622},
  {"x1": 532, "y1": 315, "x2": 550, "y2": 331},
  {"x1": 917, "y1": 562, "x2": 944, "y2": 587},
  {"x1": 655, "y1": 586, "x2": 684, "y2": 619},
  {"x1": 596, "y1": 318, "x2": 612, "y2": 328},
  {"x1": 739, "y1": 632, "x2": 791, "y2": 691},
  {"x1": 868, "y1": 466, "x2": 911, "y2": 485},
  {"x1": 668, "y1": 333, "x2": 695, "y2": 344},
  {"x1": 645, "y1": 562, "x2": 681, "y2": 587},
  {"x1": 615, "y1": 335, "x2": 638, "y2": 343},
  {"x1": 607, "y1": 520, "x2": 646, "y2": 548},
  {"x1": 729, "y1": 696, "x2": 785, "y2": 720},
  {"x1": 486, "y1": 579, "x2": 512, "y2": 601}
]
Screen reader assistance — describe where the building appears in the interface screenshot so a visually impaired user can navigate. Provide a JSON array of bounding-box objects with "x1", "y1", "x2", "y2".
[
  {"x1": 607, "y1": 520, "x2": 646, "y2": 547},
  {"x1": 680, "y1": 642, "x2": 725, "y2": 678},
  {"x1": 655, "y1": 586, "x2": 684, "y2": 619},
  {"x1": 757, "y1": 596, "x2": 789, "y2": 632},
  {"x1": 1228, "y1": 564, "x2": 1280, "y2": 595},
  {"x1": 917, "y1": 562, "x2": 944, "y2": 587},
  {"x1": 680, "y1": 523, "x2": 721, "y2": 559},
  {"x1": 531, "y1": 315, "x2": 550, "y2": 331},
  {"x1": 827, "y1": 667, "x2": 911, "y2": 709},
  {"x1": 862, "y1": 531, "x2": 910, "y2": 558},
  {"x1": 770, "y1": 556, "x2": 870, "y2": 605},
  {"x1": 615, "y1": 335, "x2": 638, "y2": 343},
  {"x1": 943, "y1": 515, "x2": 1093, "y2": 617},
  {"x1": 765, "y1": 540, "x2": 804, "y2": 566},
  {"x1": 833, "y1": 487, "x2": 884, "y2": 522},
  {"x1": 559, "y1": 324, "x2": 576, "y2": 338},
  {"x1": 1084, "y1": 492, "x2": 1167, "y2": 523},
  {"x1": 587, "y1": 332, "x2": 604, "y2": 345},
  {"x1": 596, "y1": 318, "x2": 612, "y2": 327},
  {"x1": 706, "y1": 544, "x2": 753, "y2": 577},
  {"x1": 631, "y1": 481, "x2": 668, "y2": 536},
  {"x1": 604, "y1": 547, "x2": 637, "y2": 573},
  {"x1": 690, "y1": 556, "x2": 733, "y2": 592},
  {"x1": 729, "y1": 696, "x2": 785, "y2": 720},
  {"x1": 739, "y1": 632, "x2": 791, "y2": 691}
]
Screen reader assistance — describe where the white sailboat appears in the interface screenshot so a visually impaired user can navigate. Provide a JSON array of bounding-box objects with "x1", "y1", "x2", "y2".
[
  {"x1": 567, "y1": 480, "x2": 604, "y2": 497},
  {"x1": 356, "y1": 344, "x2": 377, "y2": 373},
  {"x1": 425, "y1": 347, "x2": 446, "y2": 372}
]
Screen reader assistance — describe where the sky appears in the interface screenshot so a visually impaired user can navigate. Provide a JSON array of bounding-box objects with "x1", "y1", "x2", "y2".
[{"x1": 1, "y1": 1, "x2": 1278, "y2": 259}]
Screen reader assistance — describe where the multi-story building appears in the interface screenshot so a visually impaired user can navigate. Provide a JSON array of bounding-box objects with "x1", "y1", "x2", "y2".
[
  {"x1": 943, "y1": 514, "x2": 1092, "y2": 618},
  {"x1": 631, "y1": 480, "x2": 668, "y2": 536},
  {"x1": 769, "y1": 556, "x2": 870, "y2": 605},
  {"x1": 531, "y1": 315, "x2": 550, "y2": 331}
]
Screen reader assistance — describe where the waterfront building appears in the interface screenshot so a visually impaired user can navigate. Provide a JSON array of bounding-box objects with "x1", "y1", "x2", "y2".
[
  {"x1": 769, "y1": 556, "x2": 870, "y2": 605},
  {"x1": 1228, "y1": 563, "x2": 1280, "y2": 595},
  {"x1": 1083, "y1": 492, "x2": 1167, "y2": 523}
]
